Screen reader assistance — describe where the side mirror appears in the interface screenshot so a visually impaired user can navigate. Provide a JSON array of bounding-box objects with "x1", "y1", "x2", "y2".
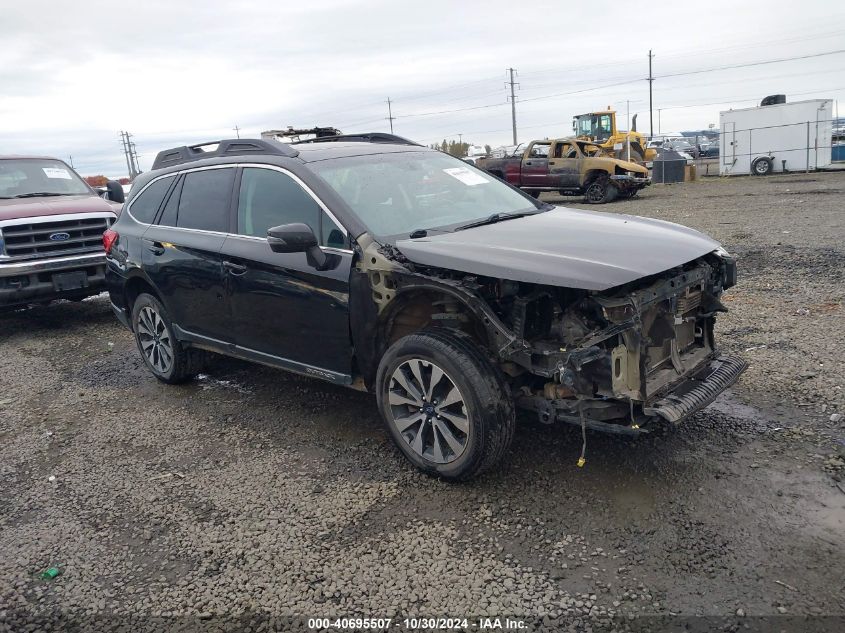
[
  {"x1": 105, "y1": 180, "x2": 125, "y2": 204},
  {"x1": 267, "y1": 223, "x2": 331, "y2": 270}
]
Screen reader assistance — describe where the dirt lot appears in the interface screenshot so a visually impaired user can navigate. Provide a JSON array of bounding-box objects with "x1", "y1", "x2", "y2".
[{"x1": 1, "y1": 172, "x2": 844, "y2": 631}]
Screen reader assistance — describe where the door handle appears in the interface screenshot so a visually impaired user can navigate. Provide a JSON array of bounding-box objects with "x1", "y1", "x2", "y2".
[
  {"x1": 143, "y1": 239, "x2": 165, "y2": 256},
  {"x1": 223, "y1": 261, "x2": 247, "y2": 276}
]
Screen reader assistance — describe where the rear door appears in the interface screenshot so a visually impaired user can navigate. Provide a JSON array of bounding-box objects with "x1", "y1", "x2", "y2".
[
  {"x1": 520, "y1": 142, "x2": 553, "y2": 187},
  {"x1": 142, "y1": 166, "x2": 234, "y2": 343},
  {"x1": 219, "y1": 165, "x2": 353, "y2": 379}
]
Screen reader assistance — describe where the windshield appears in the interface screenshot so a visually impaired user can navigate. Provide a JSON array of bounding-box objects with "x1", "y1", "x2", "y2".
[
  {"x1": 311, "y1": 151, "x2": 539, "y2": 238},
  {"x1": 0, "y1": 158, "x2": 91, "y2": 198},
  {"x1": 574, "y1": 114, "x2": 613, "y2": 141}
]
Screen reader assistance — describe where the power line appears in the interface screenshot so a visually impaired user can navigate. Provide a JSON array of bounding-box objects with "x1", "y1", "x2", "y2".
[{"x1": 656, "y1": 49, "x2": 845, "y2": 79}]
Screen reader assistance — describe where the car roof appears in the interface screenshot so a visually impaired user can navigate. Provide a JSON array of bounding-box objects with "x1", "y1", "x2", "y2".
[
  {"x1": 292, "y1": 142, "x2": 431, "y2": 163},
  {"x1": 0, "y1": 155, "x2": 63, "y2": 161}
]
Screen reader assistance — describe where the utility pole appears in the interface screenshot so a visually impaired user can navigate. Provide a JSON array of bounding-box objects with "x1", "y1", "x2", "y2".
[
  {"x1": 658, "y1": 109, "x2": 662, "y2": 135},
  {"x1": 233, "y1": 125, "x2": 241, "y2": 139},
  {"x1": 506, "y1": 68, "x2": 519, "y2": 145},
  {"x1": 626, "y1": 100, "x2": 631, "y2": 162},
  {"x1": 648, "y1": 50, "x2": 655, "y2": 139},
  {"x1": 119, "y1": 131, "x2": 140, "y2": 179},
  {"x1": 119, "y1": 131, "x2": 133, "y2": 180},
  {"x1": 68, "y1": 155, "x2": 74, "y2": 168},
  {"x1": 458, "y1": 133, "x2": 463, "y2": 145},
  {"x1": 130, "y1": 137, "x2": 141, "y2": 177},
  {"x1": 386, "y1": 98, "x2": 395, "y2": 134},
  {"x1": 127, "y1": 133, "x2": 140, "y2": 178}
]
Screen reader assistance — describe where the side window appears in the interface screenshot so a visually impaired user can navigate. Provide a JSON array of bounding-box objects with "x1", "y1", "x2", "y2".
[
  {"x1": 157, "y1": 176, "x2": 182, "y2": 227},
  {"x1": 176, "y1": 168, "x2": 235, "y2": 232},
  {"x1": 129, "y1": 176, "x2": 174, "y2": 223},
  {"x1": 237, "y1": 168, "x2": 321, "y2": 239},
  {"x1": 321, "y1": 212, "x2": 348, "y2": 249}
]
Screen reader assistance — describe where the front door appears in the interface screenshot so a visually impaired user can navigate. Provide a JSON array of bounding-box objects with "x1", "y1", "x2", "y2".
[
  {"x1": 520, "y1": 142, "x2": 553, "y2": 187},
  {"x1": 142, "y1": 167, "x2": 234, "y2": 343},
  {"x1": 220, "y1": 166, "x2": 353, "y2": 380}
]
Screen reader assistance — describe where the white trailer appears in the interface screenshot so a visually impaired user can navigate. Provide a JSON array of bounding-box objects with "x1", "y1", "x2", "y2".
[{"x1": 719, "y1": 99, "x2": 833, "y2": 176}]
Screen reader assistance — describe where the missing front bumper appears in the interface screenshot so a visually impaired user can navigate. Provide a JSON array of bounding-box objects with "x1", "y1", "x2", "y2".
[
  {"x1": 517, "y1": 353, "x2": 747, "y2": 435},
  {"x1": 643, "y1": 354, "x2": 748, "y2": 423}
]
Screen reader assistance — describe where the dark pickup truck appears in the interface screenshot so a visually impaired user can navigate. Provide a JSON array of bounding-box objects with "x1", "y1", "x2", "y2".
[
  {"x1": 0, "y1": 156, "x2": 122, "y2": 309},
  {"x1": 477, "y1": 138, "x2": 651, "y2": 203}
]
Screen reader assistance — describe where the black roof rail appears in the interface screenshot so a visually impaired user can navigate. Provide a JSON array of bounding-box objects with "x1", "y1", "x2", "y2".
[
  {"x1": 151, "y1": 138, "x2": 299, "y2": 170},
  {"x1": 293, "y1": 132, "x2": 421, "y2": 146}
]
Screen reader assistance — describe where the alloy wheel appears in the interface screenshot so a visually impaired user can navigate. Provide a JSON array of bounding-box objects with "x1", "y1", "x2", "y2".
[
  {"x1": 136, "y1": 306, "x2": 174, "y2": 374},
  {"x1": 387, "y1": 359, "x2": 469, "y2": 464},
  {"x1": 584, "y1": 181, "x2": 605, "y2": 203}
]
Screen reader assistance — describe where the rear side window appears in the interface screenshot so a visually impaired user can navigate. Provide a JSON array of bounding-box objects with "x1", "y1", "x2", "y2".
[
  {"x1": 176, "y1": 168, "x2": 235, "y2": 232},
  {"x1": 129, "y1": 176, "x2": 174, "y2": 223}
]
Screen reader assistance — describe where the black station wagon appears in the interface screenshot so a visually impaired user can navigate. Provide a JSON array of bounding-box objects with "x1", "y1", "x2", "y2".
[{"x1": 105, "y1": 136, "x2": 746, "y2": 480}]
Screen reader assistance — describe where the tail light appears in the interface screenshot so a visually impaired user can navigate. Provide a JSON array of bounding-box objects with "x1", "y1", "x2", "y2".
[{"x1": 103, "y1": 229, "x2": 118, "y2": 254}]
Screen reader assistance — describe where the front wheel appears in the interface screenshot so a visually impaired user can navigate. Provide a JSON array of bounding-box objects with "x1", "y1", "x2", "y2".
[
  {"x1": 583, "y1": 175, "x2": 618, "y2": 204},
  {"x1": 376, "y1": 329, "x2": 515, "y2": 481},
  {"x1": 131, "y1": 293, "x2": 205, "y2": 384}
]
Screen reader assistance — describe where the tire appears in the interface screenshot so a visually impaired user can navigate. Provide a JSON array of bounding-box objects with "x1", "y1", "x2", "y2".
[
  {"x1": 620, "y1": 146, "x2": 644, "y2": 163},
  {"x1": 583, "y1": 174, "x2": 618, "y2": 204},
  {"x1": 130, "y1": 293, "x2": 205, "y2": 384},
  {"x1": 751, "y1": 157, "x2": 773, "y2": 176},
  {"x1": 376, "y1": 328, "x2": 516, "y2": 481}
]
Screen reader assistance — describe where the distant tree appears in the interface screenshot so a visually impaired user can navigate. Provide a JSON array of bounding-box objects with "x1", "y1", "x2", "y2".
[
  {"x1": 84, "y1": 175, "x2": 108, "y2": 187},
  {"x1": 118, "y1": 177, "x2": 130, "y2": 185},
  {"x1": 484, "y1": 144, "x2": 492, "y2": 155},
  {"x1": 440, "y1": 140, "x2": 448, "y2": 153}
]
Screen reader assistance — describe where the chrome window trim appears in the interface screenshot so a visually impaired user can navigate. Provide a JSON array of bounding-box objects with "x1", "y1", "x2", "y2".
[
  {"x1": 127, "y1": 163, "x2": 350, "y2": 249},
  {"x1": 223, "y1": 232, "x2": 353, "y2": 255}
]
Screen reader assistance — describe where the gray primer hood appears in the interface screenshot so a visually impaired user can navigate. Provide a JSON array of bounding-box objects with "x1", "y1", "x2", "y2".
[{"x1": 395, "y1": 207, "x2": 721, "y2": 291}]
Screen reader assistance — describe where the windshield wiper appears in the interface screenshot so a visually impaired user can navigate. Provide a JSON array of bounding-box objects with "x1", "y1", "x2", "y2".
[
  {"x1": 455, "y1": 210, "x2": 539, "y2": 232},
  {"x1": 13, "y1": 192, "x2": 68, "y2": 198}
]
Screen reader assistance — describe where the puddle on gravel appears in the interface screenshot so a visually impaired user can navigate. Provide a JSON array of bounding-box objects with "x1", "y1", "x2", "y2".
[{"x1": 707, "y1": 393, "x2": 786, "y2": 433}]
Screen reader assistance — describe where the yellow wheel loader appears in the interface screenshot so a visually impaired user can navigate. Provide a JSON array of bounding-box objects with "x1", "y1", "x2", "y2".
[{"x1": 573, "y1": 109, "x2": 656, "y2": 163}]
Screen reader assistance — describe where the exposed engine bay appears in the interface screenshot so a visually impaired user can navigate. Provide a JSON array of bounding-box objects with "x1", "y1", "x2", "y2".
[{"x1": 355, "y1": 236, "x2": 746, "y2": 435}]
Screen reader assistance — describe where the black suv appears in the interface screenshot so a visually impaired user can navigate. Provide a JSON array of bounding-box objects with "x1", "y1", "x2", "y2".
[{"x1": 106, "y1": 137, "x2": 746, "y2": 480}]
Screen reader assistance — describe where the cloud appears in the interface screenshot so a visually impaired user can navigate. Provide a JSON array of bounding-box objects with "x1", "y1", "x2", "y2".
[{"x1": 1, "y1": 0, "x2": 843, "y2": 176}]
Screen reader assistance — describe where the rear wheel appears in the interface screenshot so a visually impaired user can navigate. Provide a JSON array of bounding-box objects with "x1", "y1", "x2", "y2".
[
  {"x1": 583, "y1": 175, "x2": 618, "y2": 204},
  {"x1": 376, "y1": 328, "x2": 515, "y2": 481},
  {"x1": 131, "y1": 293, "x2": 205, "y2": 384}
]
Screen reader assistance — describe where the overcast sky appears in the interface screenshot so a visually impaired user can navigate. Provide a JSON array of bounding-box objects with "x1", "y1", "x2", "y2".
[{"x1": 1, "y1": 0, "x2": 844, "y2": 177}]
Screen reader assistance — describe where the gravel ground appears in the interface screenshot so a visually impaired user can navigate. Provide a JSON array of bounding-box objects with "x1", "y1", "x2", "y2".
[{"x1": 1, "y1": 171, "x2": 844, "y2": 631}]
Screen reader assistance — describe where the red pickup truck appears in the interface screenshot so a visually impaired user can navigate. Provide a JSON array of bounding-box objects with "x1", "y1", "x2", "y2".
[{"x1": 0, "y1": 156, "x2": 122, "y2": 309}]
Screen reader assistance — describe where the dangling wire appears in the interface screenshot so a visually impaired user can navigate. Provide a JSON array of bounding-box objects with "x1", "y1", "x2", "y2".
[
  {"x1": 577, "y1": 399, "x2": 587, "y2": 468},
  {"x1": 629, "y1": 398, "x2": 640, "y2": 430}
]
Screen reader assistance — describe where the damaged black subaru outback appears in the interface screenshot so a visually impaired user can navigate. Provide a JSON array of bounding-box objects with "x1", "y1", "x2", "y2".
[{"x1": 105, "y1": 136, "x2": 746, "y2": 480}]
